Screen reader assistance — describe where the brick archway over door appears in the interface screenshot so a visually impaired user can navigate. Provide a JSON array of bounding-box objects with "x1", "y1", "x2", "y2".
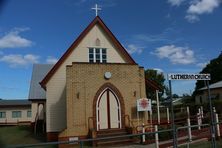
[{"x1": 93, "y1": 83, "x2": 125, "y2": 130}]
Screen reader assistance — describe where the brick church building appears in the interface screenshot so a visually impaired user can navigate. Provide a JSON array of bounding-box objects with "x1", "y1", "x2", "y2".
[{"x1": 29, "y1": 16, "x2": 148, "y2": 142}]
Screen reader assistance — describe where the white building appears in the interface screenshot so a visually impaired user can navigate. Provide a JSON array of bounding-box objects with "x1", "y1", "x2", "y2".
[{"x1": 0, "y1": 99, "x2": 31, "y2": 125}]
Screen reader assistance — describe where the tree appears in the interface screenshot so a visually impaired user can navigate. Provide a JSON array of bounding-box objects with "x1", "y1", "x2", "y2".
[
  {"x1": 194, "y1": 53, "x2": 222, "y2": 92},
  {"x1": 145, "y1": 69, "x2": 165, "y2": 100},
  {"x1": 172, "y1": 94, "x2": 179, "y2": 98}
]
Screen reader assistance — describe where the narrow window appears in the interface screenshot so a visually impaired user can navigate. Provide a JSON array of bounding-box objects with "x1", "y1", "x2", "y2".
[
  {"x1": 96, "y1": 48, "x2": 100, "y2": 63},
  {"x1": 89, "y1": 48, "x2": 94, "y2": 63},
  {"x1": 0, "y1": 112, "x2": 6, "y2": 118},
  {"x1": 27, "y1": 110, "x2": 32, "y2": 118},
  {"x1": 102, "y1": 48, "x2": 107, "y2": 63}
]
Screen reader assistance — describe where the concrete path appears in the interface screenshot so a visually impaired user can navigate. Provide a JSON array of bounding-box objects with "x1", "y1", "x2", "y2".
[{"x1": 100, "y1": 136, "x2": 208, "y2": 148}]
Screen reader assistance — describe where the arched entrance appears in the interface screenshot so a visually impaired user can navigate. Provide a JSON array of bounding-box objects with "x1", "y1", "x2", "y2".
[
  {"x1": 96, "y1": 88, "x2": 121, "y2": 130},
  {"x1": 93, "y1": 83, "x2": 125, "y2": 131}
]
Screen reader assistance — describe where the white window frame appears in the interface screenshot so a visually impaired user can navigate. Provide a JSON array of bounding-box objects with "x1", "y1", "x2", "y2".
[
  {"x1": 27, "y1": 110, "x2": 32, "y2": 118},
  {"x1": 12, "y1": 111, "x2": 22, "y2": 118},
  {"x1": 0, "y1": 112, "x2": 6, "y2": 118},
  {"x1": 89, "y1": 48, "x2": 106, "y2": 63}
]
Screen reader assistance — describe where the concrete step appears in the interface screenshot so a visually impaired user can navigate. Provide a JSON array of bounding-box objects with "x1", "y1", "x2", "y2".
[{"x1": 97, "y1": 129, "x2": 128, "y2": 138}]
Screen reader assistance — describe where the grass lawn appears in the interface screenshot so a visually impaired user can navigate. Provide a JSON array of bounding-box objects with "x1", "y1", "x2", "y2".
[{"x1": 0, "y1": 125, "x2": 47, "y2": 147}]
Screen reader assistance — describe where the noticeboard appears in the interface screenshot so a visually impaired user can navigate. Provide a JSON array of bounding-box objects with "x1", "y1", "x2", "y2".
[{"x1": 137, "y1": 98, "x2": 152, "y2": 112}]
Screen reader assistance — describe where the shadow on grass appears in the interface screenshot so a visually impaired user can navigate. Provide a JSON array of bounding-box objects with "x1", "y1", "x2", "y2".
[
  {"x1": 17, "y1": 125, "x2": 47, "y2": 142},
  {"x1": 0, "y1": 125, "x2": 48, "y2": 147}
]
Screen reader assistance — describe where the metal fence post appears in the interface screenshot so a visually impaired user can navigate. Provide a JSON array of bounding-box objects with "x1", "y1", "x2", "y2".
[
  {"x1": 167, "y1": 107, "x2": 170, "y2": 124},
  {"x1": 197, "y1": 112, "x2": 201, "y2": 130},
  {"x1": 206, "y1": 80, "x2": 216, "y2": 148},
  {"x1": 215, "y1": 113, "x2": 220, "y2": 138},
  {"x1": 187, "y1": 118, "x2": 192, "y2": 141},
  {"x1": 198, "y1": 108, "x2": 202, "y2": 130},
  {"x1": 156, "y1": 90, "x2": 160, "y2": 124},
  {"x1": 169, "y1": 80, "x2": 177, "y2": 148},
  {"x1": 187, "y1": 106, "x2": 192, "y2": 142},
  {"x1": 142, "y1": 123, "x2": 145, "y2": 143},
  {"x1": 200, "y1": 106, "x2": 204, "y2": 118},
  {"x1": 155, "y1": 125, "x2": 159, "y2": 148}
]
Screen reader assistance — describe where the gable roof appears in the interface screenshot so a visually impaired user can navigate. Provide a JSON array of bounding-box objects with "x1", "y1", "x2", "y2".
[
  {"x1": 198, "y1": 80, "x2": 222, "y2": 91},
  {"x1": 40, "y1": 16, "x2": 136, "y2": 89},
  {"x1": 29, "y1": 64, "x2": 54, "y2": 100}
]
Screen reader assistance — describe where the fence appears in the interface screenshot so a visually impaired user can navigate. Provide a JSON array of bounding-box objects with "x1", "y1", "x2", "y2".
[
  {"x1": 6, "y1": 105, "x2": 222, "y2": 148},
  {"x1": 7, "y1": 122, "x2": 222, "y2": 148}
]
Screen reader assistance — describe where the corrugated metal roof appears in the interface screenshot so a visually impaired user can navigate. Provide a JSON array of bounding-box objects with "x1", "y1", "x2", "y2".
[
  {"x1": 199, "y1": 80, "x2": 222, "y2": 90},
  {"x1": 0, "y1": 99, "x2": 31, "y2": 106},
  {"x1": 28, "y1": 64, "x2": 53, "y2": 100}
]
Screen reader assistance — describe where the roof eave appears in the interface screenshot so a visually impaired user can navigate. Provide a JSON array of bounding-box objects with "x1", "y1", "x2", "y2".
[
  {"x1": 29, "y1": 98, "x2": 46, "y2": 101},
  {"x1": 145, "y1": 79, "x2": 163, "y2": 91}
]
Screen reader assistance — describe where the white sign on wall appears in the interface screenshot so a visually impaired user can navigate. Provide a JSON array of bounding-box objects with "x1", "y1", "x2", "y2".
[
  {"x1": 137, "y1": 98, "x2": 152, "y2": 112},
  {"x1": 168, "y1": 73, "x2": 211, "y2": 80}
]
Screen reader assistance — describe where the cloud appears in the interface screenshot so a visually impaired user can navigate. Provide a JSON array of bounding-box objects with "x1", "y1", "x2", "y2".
[
  {"x1": 168, "y1": 0, "x2": 185, "y2": 6},
  {"x1": 188, "y1": 0, "x2": 220, "y2": 14},
  {"x1": 133, "y1": 34, "x2": 170, "y2": 43},
  {"x1": 0, "y1": 54, "x2": 39, "y2": 67},
  {"x1": 185, "y1": 14, "x2": 200, "y2": 22},
  {"x1": 132, "y1": 27, "x2": 182, "y2": 45},
  {"x1": 46, "y1": 56, "x2": 58, "y2": 64},
  {"x1": 126, "y1": 44, "x2": 145, "y2": 54},
  {"x1": 185, "y1": 0, "x2": 221, "y2": 22},
  {"x1": 154, "y1": 45, "x2": 196, "y2": 64},
  {"x1": 196, "y1": 62, "x2": 208, "y2": 68},
  {"x1": 153, "y1": 68, "x2": 164, "y2": 74},
  {"x1": 0, "y1": 27, "x2": 33, "y2": 49}
]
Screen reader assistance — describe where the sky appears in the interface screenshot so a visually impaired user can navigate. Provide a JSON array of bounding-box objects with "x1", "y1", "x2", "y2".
[{"x1": 0, "y1": 0, "x2": 222, "y2": 99}]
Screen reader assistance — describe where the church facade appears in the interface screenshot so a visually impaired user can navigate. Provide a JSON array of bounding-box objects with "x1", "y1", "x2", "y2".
[{"x1": 30, "y1": 16, "x2": 147, "y2": 141}]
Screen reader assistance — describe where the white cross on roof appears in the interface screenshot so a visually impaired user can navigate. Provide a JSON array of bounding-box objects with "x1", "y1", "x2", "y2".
[{"x1": 91, "y1": 4, "x2": 101, "y2": 16}]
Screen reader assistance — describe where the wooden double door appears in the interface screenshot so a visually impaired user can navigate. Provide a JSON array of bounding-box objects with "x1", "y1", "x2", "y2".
[{"x1": 96, "y1": 88, "x2": 121, "y2": 130}]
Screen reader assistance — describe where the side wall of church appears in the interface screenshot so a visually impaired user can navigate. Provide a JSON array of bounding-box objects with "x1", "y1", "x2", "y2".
[
  {"x1": 45, "y1": 24, "x2": 127, "y2": 135},
  {"x1": 59, "y1": 63, "x2": 146, "y2": 138}
]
